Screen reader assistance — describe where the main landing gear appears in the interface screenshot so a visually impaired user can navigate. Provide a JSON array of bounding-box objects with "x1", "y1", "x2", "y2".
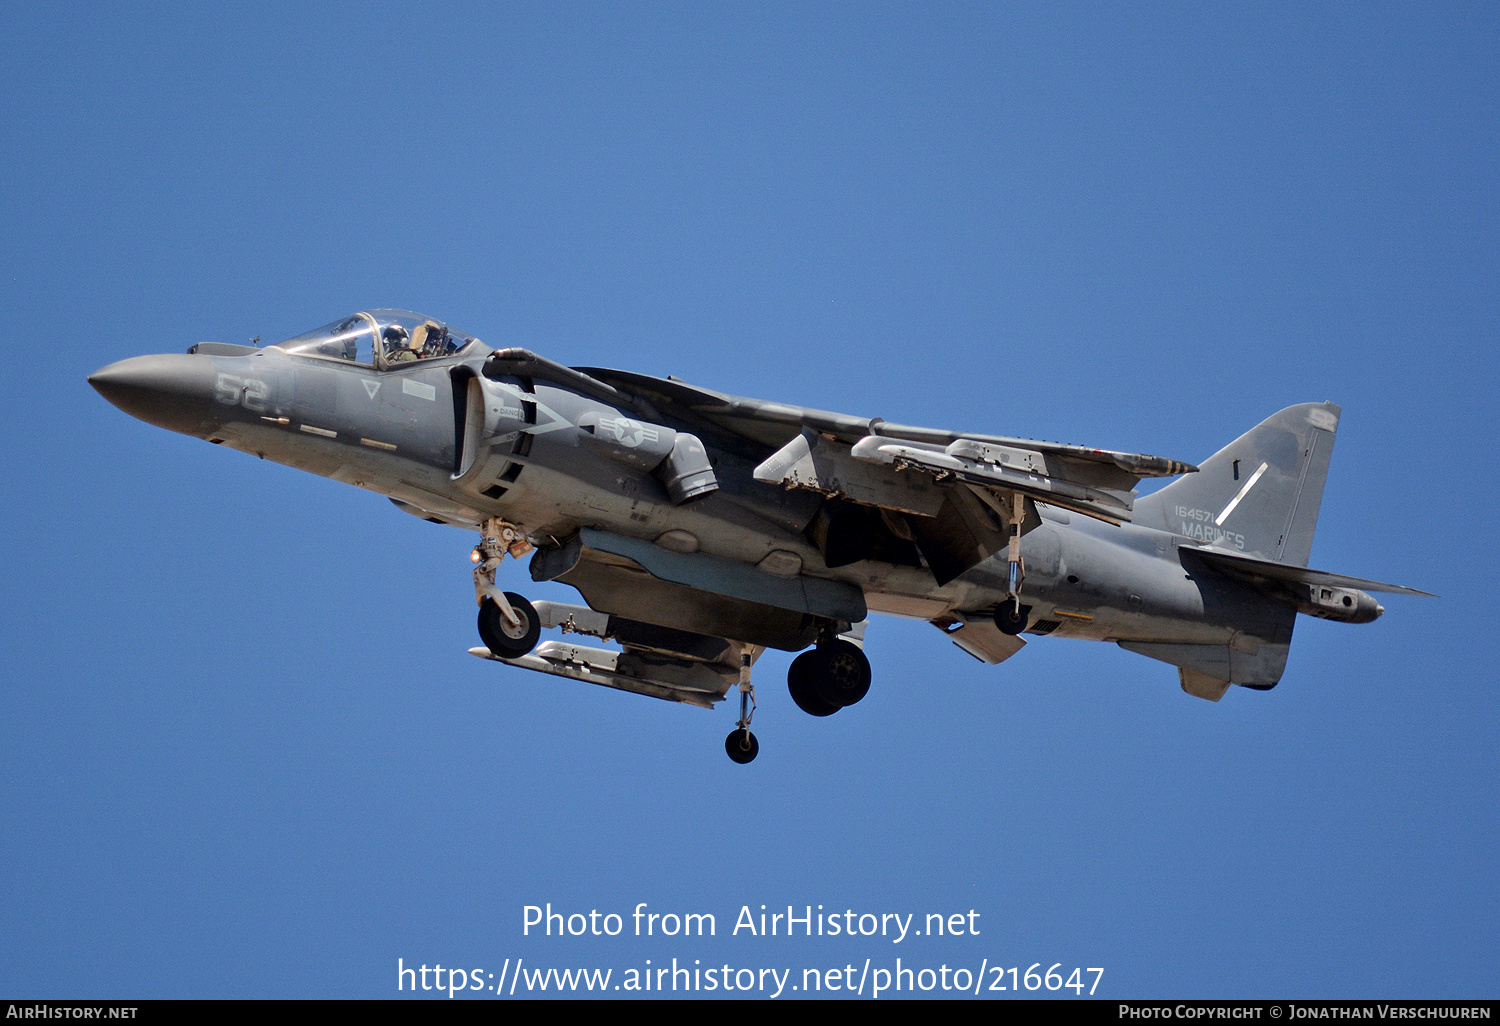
[
  {"x1": 471, "y1": 517, "x2": 539, "y2": 658},
  {"x1": 786, "y1": 636, "x2": 872, "y2": 717},
  {"x1": 728, "y1": 631, "x2": 873, "y2": 764}
]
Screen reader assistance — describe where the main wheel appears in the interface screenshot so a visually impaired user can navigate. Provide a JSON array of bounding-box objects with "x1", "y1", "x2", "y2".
[
  {"x1": 788, "y1": 651, "x2": 840, "y2": 717},
  {"x1": 811, "y1": 639, "x2": 872, "y2": 708},
  {"x1": 994, "y1": 601, "x2": 1032, "y2": 636},
  {"x1": 477, "y1": 593, "x2": 541, "y2": 658},
  {"x1": 725, "y1": 729, "x2": 759, "y2": 764}
]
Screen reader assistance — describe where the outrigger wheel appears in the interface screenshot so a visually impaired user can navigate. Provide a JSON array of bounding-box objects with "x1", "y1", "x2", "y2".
[
  {"x1": 477, "y1": 592, "x2": 541, "y2": 658},
  {"x1": 725, "y1": 728, "x2": 759, "y2": 764},
  {"x1": 994, "y1": 600, "x2": 1032, "y2": 636}
]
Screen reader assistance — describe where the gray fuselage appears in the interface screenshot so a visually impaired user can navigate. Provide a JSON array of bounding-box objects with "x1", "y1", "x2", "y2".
[{"x1": 89, "y1": 339, "x2": 1276, "y2": 659}]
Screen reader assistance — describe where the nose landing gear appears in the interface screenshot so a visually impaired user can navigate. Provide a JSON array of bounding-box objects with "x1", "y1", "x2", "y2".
[{"x1": 471, "y1": 517, "x2": 540, "y2": 658}]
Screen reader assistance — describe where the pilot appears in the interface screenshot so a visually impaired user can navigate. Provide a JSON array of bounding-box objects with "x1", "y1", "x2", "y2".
[
  {"x1": 411, "y1": 319, "x2": 449, "y2": 359},
  {"x1": 383, "y1": 324, "x2": 419, "y2": 363}
]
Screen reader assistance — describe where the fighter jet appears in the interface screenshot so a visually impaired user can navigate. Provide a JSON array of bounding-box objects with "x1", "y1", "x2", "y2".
[{"x1": 90, "y1": 310, "x2": 1433, "y2": 763}]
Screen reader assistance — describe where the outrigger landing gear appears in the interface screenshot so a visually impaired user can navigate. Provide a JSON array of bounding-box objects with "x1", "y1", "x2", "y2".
[
  {"x1": 995, "y1": 492, "x2": 1032, "y2": 636},
  {"x1": 725, "y1": 645, "x2": 759, "y2": 764},
  {"x1": 471, "y1": 517, "x2": 540, "y2": 659}
]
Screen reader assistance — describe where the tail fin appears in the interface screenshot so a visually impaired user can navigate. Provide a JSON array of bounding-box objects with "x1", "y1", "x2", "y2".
[{"x1": 1133, "y1": 402, "x2": 1340, "y2": 567}]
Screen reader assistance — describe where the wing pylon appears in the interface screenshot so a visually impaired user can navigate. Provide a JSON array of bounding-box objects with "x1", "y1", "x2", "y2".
[{"x1": 470, "y1": 600, "x2": 759, "y2": 708}]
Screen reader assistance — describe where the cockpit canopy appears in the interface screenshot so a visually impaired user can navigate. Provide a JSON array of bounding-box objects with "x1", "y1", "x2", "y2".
[{"x1": 273, "y1": 310, "x2": 479, "y2": 368}]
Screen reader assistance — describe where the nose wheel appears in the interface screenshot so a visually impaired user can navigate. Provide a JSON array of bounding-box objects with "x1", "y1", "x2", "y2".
[{"x1": 477, "y1": 592, "x2": 540, "y2": 658}]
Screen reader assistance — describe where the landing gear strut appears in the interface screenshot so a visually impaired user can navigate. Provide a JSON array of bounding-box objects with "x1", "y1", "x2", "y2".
[
  {"x1": 995, "y1": 492, "x2": 1031, "y2": 635},
  {"x1": 725, "y1": 645, "x2": 759, "y2": 764},
  {"x1": 471, "y1": 517, "x2": 539, "y2": 658}
]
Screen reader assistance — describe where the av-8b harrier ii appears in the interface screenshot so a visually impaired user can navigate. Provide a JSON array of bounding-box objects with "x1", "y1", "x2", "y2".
[{"x1": 90, "y1": 310, "x2": 1432, "y2": 763}]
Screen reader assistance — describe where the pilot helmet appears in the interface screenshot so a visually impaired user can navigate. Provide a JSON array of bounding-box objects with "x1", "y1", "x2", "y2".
[{"x1": 382, "y1": 324, "x2": 410, "y2": 346}]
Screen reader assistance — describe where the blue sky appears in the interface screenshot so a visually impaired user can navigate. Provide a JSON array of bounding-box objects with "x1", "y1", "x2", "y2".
[{"x1": 1, "y1": 2, "x2": 1495, "y2": 999}]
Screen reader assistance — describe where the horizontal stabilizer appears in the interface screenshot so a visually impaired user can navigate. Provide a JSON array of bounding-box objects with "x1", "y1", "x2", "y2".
[{"x1": 1183, "y1": 546, "x2": 1435, "y2": 597}]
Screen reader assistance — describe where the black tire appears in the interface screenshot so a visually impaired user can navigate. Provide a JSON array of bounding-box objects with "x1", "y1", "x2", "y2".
[
  {"x1": 788, "y1": 651, "x2": 840, "y2": 717},
  {"x1": 725, "y1": 729, "x2": 759, "y2": 764},
  {"x1": 811, "y1": 639, "x2": 872, "y2": 708},
  {"x1": 994, "y1": 601, "x2": 1032, "y2": 636},
  {"x1": 477, "y1": 593, "x2": 541, "y2": 658}
]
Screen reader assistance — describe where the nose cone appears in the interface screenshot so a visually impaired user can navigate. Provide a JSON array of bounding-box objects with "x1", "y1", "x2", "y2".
[{"x1": 88, "y1": 354, "x2": 219, "y2": 436}]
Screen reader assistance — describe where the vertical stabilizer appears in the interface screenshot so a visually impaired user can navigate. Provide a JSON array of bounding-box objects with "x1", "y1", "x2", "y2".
[{"x1": 1133, "y1": 402, "x2": 1340, "y2": 567}]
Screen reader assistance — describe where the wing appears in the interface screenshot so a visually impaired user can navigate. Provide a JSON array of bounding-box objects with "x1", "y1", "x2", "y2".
[{"x1": 576, "y1": 365, "x2": 1199, "y2": 584}]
